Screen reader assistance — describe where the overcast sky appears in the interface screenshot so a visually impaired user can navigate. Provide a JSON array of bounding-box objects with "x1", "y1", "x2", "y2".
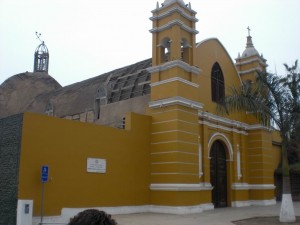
[{"x1": 0, "y1": 0, "x2": 299, "y2": 86}]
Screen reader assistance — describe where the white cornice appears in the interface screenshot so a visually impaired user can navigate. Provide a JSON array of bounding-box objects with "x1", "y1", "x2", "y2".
[
  {"x1": 149, "y1": 96, "x2": 203, "y2": 110},
  {"x1": 199, "y1": 111, "x2": 272, "y2": 132},
  {"x1": 150, "y1": 183, "x2": 213, "y2": 191},
  {"x1": 235, "y1": 54, "x2": 267, "y2": 62},
  {"x1": 199, "y1": 120, "x2": 248, "y2": 135},
  {"x1": 152, "y1": 2, "x2": 197, "y2": 15},
  {"x1": 235, "y1": 57, "x2": 268, "y2": 67},
  {"x1": 149, "y1": 19, "x2": 199, "y2": 34},
  {"x1": 238, "y1": 67, "x2": 263, "y2": 75},
  {"x1": 150, "y1": 6, "x2": 198, "y2": 22},
  {"x1": 150, "y1": 77, "x2": 199, "y2": 88},
  {"x1": 147, "y1": 60, "x2": 201, "y2": 74}
]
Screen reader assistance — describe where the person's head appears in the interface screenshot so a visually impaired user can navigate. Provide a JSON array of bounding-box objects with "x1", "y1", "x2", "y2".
[{"x1": 68, "y1": 209, "x2": 117, "y2": 225}]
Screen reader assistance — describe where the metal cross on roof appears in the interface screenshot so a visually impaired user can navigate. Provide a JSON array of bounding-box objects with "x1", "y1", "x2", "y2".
[
  {"x1": 247, "y1": 26, "x2": 251, "y2": 36},
  {"x1": 35, "y1": 31, "x2": 44, "y2": 44}
]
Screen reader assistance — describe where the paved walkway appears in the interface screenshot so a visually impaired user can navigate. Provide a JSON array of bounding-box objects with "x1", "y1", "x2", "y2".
[{"x1": 113, "y1": 202, "x2": 300, "y2": 225}]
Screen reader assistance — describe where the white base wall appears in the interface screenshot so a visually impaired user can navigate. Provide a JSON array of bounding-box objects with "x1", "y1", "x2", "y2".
[
  {"x1": 232, "y1": 198, "x2": 276, "y2": 207},
  {"x1": 17, "y1": 200, "x2": 33, "y2": 225},
  {"x1": 33, "y1": 203, "x2": 214, "y2": 224},
  {"x1": 32, "y1": 199, "x2": 277, "y2": 224}
]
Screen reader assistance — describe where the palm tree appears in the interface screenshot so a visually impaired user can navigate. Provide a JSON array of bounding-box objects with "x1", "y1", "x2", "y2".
[
  {"x1": 282, "y1": 60, "x2": 300, "y2": 163},
  {"x1": 218, "y1": 61, "x2": 300, "y2": 222}
]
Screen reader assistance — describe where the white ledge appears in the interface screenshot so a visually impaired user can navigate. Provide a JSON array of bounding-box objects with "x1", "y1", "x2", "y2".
[
  {"x1": 150, "y1": 183, "x2": 213, "y2": 191},
  {"x1": 150, "y1": 6, "x2": 198, "y2": 22},
  {"x1": 150, "y1": 77, "x2": 199, "y2": 88},
  {"x1": 149, "y1": 96, "x2": 203, "y2": 110},
  {"x1": 150, "y1": 19, "x2": 199, "y2": 34},
  {"x1": 199, "y1": 111, "x2": 272, "y2": 132},
  {"x1": 147, "y1": 60, "x2": 201, "y2": 74},
  {"x1": 235, "y1": 57, "x2": 268, "y2": 67},
  {"x1": 238, "y1": 67, "x2": 263, "y2": 75},
  {"x1": 152, "y1": 2, "x2": 197, "y2": 15},
  {"x1": 232, "y1": 183, "x2": 276, "y2": 190}
]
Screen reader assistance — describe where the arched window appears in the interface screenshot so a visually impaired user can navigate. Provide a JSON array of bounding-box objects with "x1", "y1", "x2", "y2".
[{"x1": 211, "y1": 62, "x2": 225, "y2": 102}]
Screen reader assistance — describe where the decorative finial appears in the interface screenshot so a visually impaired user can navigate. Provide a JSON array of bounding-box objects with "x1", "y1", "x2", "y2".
[
  {"x1": 34, "y1": 31, "x2": 49, "y2": 73},
  {"x1": 247, "y1": 26, "x2": 251, "y2": 36},
  {"x1": 35, "y1": 31, "x2": 44, "y2": 44}
]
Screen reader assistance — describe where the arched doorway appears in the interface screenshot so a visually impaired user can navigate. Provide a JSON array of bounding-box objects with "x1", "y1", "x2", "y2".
[{"x1": 210, "y1": 140, "x2": 228, "y2": 208}]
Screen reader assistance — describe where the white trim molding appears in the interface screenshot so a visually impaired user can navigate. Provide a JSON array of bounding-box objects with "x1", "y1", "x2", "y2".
[
  {"x1": 150, "y1": 182, "x2": 213, "y2": 191},
  {"x1": 199, "y1": 111, "x2": 272, "y2": 132},
  {"x1": 231, "y1": 199, "x2": 276, "y2": 207},
  {"x1": 149, "y1": 96, "x2": 204, "y2": 110},
  {"x1": 150, "y1": 77, "x2": 199, "y2": 88},
  {"x1": 199, "y1": 120, "x2": 248, "y2": 135},
  {"x1": 149, "y1": 19, "x2": 198, "y2": 34},
  {"x1": 208, "y1": 132, "x2": 233, "y2": 161},
  {"x1": 152, "y1": 3, "x2": 197, "y2": 16},
  {"x1": 147, "y1": 60, "x2": 201, "y2": 74},
  {"x1": 238, "y1": 67, "x2": 263, "y2": 75},
  {"x1": 150, "y1": 6, "x2": 198, "y2": 22},
  {"x1": 249, "y1": 184, "x2": 276, "y2": 190},
  {"x1": 232, "y1": 183, "x2": 276, "y2": 190},
  {"x1": 235, "y1": 57, "x2": 268, "y2": 67},
  {"x1": 232, "y1": 183, "x2": 250, "y2": 190}
]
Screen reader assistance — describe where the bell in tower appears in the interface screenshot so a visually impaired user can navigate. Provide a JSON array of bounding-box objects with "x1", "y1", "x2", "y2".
[{"x1": 34, "y1": 32, "x2": 49, "y2": 73}]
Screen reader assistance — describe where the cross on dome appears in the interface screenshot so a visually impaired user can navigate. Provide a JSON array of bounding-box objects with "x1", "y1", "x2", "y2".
[{"x1": 247, "y1": 26, "x2": 251, "y2": 36}]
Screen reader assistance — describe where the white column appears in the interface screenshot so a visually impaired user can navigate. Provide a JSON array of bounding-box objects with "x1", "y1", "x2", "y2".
[
  {"x1": 199, "y1": 136, "x2": 203, "y2": 177},
  {"x1": 237, "y1": 144, "x2": 242, "y2": 180}
]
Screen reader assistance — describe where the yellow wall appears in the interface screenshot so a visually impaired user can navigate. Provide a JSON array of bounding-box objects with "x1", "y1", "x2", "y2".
[
  {"x1": 18, "y1": 112, "x2": 151, "y2": 216},
  {"x1": 194, "y1": 39, "x2": 244, "y2": 121}
]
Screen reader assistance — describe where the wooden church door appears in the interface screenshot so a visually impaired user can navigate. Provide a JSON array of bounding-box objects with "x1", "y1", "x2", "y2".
[{"x1": 210, "y1": 140, "x2": 228, "y2": 208}]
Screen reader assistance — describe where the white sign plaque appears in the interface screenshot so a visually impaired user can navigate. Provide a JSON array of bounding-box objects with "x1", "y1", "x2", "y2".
[{"x1": 87, "y1": 158, "x2": 106, "y2": 173}]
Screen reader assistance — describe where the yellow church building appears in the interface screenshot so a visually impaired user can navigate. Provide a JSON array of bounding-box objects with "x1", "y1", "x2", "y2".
[{"x1": 0, "y1": 0, "x2": 281, "y2": 224}]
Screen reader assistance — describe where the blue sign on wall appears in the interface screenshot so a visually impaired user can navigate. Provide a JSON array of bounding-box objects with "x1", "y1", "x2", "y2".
[{"x1": 41, "y1": 166, "x2": 49, "y2": 183}]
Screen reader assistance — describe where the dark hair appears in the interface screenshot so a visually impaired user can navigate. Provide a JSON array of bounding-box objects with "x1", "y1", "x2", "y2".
[{"x1": 68, "y1": 209, "x2": 117, "y2": 225}]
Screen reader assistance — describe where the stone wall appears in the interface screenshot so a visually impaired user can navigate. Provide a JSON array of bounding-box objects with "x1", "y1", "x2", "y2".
[{"x1": 0, "y1": 114, "x2": 23, "y2": 225}]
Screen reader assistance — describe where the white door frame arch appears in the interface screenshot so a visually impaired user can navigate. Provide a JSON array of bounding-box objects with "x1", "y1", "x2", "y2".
[{"x1": 208, "y1": 132, "x2": 233, "y2": 161}]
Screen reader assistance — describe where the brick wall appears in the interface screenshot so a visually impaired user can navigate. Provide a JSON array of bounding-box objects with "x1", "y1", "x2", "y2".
[{"x1": 0, "y1": 114, "x2": 23, "y2": 225}]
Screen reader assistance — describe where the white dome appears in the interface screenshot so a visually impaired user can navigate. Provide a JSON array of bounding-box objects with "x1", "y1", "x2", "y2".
[
  {"x1": 242, "y1": 47, "x2": 259, "y2": 57},
  {"x1": 242, "y1": 35, "x2": 259, "y2": 57},
  {"x1": 163, "y1": 0, "x2": 185, "y2": 6}
]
